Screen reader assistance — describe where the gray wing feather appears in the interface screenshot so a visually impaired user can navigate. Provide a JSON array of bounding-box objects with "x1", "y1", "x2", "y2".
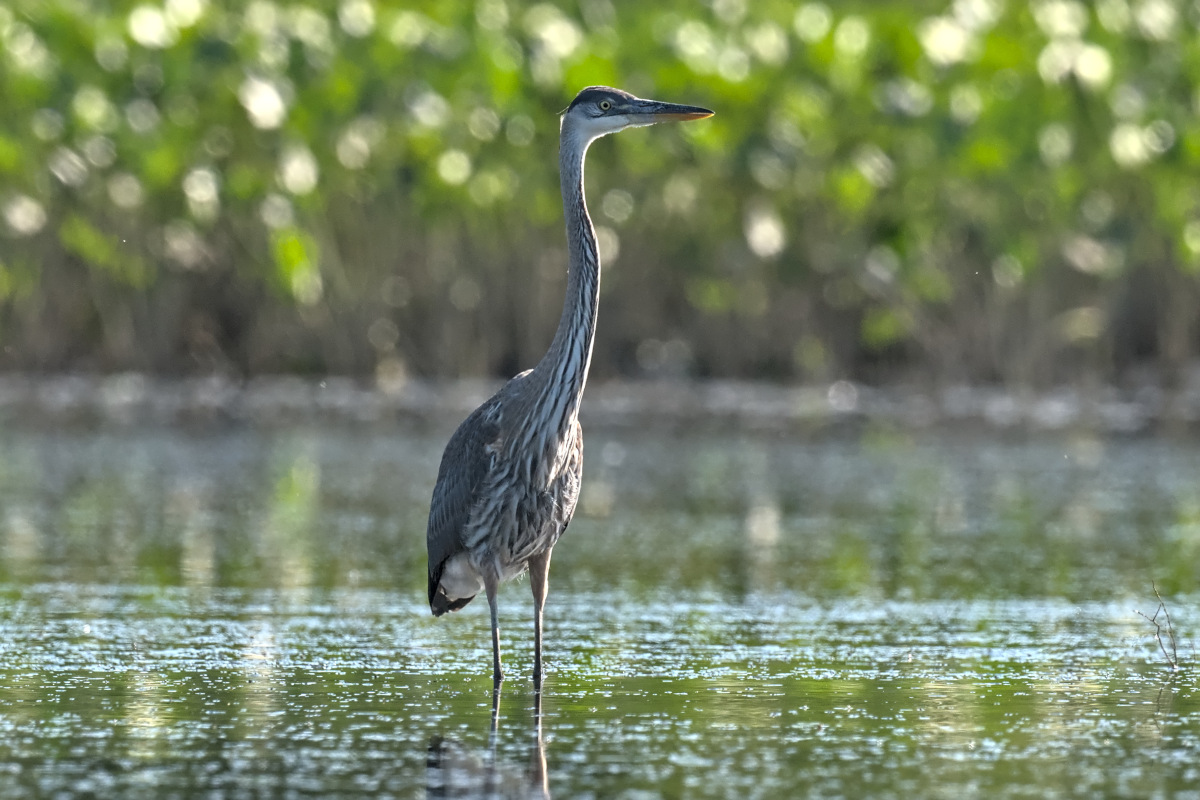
[
  {"x1": 553, "y1": 421, "x2": 584, "y2": 540},
  {"x1": 426, "y1": 395, "x2": 502, "y2": 601}
]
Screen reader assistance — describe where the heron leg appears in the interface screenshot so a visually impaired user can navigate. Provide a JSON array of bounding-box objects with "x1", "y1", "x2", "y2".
[
  {"x1": 485, "y1": 576, "x2": 503, "y2": 685},
  {"x1": 529, "y1": 548, "x2": 553, "y2": 691}
]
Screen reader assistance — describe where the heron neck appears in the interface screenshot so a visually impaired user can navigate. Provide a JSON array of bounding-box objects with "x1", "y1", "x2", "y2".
[{"x1": 529, "y1": 130, "x2": 599, "y2": 438}]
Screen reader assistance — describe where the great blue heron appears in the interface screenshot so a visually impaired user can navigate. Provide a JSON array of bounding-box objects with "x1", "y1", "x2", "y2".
[{"x1": 426, "y1": 86, "x2": 712, "y2": 688}]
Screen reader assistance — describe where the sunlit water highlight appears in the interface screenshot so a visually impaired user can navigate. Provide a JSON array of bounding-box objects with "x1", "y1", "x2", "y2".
[{"x1": 0, "y1": 423, "x2": 1197, "y2": 796}]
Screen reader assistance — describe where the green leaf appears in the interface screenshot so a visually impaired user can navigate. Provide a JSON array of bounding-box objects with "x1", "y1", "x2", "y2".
[
  {"x1": 271, "y1": 227, "x2": 323, "y2": 305},
  {"x1": 862, "y1": 306, "x2": 909, "y2": 348},
  {"x1": 58, "y1": 215, "x2": 150, "y2": 286}
]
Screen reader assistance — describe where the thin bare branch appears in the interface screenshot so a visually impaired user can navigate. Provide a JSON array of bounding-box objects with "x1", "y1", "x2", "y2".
[{"x1": 1136, "y1": 581, "x2": 1179, "y2": 671}]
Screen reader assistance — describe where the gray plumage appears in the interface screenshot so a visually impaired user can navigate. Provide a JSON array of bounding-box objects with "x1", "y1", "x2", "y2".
[{"x1": 426, "y1": 86, "x2": 713, "y2": 688}]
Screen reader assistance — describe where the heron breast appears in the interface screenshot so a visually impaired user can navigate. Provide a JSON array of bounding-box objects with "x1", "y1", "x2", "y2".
[{"x1": 465, "y1": 480, "x2": 561, "y2": 562}]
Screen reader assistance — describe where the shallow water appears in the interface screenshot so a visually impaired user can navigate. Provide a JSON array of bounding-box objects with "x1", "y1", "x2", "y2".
[{"x1": 1, "y1": 422, "x2": 1198, "y2": 797}]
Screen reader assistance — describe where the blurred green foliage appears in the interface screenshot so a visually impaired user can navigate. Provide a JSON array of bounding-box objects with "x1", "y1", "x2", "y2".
[{"x1": 0, "y1": 0, "x2": 1198, "y2": 383}]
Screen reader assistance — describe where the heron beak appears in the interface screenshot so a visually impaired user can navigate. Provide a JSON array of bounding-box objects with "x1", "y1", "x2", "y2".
[{"x1": 630, "y1": 100, "x2": 714, "y2": 123}]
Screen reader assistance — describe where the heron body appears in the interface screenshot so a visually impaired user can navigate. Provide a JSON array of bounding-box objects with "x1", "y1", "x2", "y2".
[{"x1": 426, "y1": 86, "x2": 713, "y2": 688}]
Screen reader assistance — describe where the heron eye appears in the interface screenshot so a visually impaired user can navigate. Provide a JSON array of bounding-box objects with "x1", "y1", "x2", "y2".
[{"x1": 598, "y1": 100, "x2": 611, "y2": 111}]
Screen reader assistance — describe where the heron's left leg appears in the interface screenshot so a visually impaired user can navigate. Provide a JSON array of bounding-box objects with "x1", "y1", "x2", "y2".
[
  {"x1": 485, "y1": 576, "x2": 503, "y2": 685},
  {"x1": 529, "y1": 548, "x2": 553, "y2": 690}
]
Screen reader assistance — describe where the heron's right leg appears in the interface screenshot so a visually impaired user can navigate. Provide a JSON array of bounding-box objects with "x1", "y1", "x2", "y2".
[
  {"x1": 529, "y1": 548, "x2": 553, "y2": 691},
  {"x1": 485, "y1": 576, "x2": 503, "y2": 685}
]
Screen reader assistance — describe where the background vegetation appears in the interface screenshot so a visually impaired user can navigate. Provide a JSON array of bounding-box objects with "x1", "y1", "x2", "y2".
[{"x1": 1, "y1": 0, "x2": 1199, "y2": 387}]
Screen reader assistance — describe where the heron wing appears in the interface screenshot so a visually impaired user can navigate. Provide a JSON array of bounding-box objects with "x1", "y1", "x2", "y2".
[
  {"x1": 553, "y1": 420, "x2": 584, "y2": 540},
  {"x1": 426, "y1": 394, "x2": 502, "y2": 602}
]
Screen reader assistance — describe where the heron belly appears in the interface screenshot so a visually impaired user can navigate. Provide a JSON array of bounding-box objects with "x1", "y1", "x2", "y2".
[
  {"x1": 462, "y1": 429, "x2": 581, "y2": 584},
  {"x1": 468, "y1": 492, "x2": 561, "y2": 576},
  {"x1": 438, "y1": 553, "x2": 484, "y2": 601}
]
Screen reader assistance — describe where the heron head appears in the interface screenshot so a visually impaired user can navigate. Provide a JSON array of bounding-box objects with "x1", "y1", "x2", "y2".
[{"x1": 561, "y1": 86, "x2": 713, "y2": 142}]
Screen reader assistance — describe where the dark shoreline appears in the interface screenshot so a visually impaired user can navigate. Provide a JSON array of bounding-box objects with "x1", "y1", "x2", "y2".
[{"x1": 2, "y1": 373, "x2": 1198, "y2": 434}]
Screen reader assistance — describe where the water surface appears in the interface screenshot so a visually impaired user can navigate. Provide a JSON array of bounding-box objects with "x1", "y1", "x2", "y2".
[{"x1": 1, "y1": 422, "x2": 1197, "y2": 796}]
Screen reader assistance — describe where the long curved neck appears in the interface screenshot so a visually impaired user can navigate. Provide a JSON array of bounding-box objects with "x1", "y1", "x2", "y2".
[{"x1": 527, "y1": 124, "x2": 600, "y2": 439}]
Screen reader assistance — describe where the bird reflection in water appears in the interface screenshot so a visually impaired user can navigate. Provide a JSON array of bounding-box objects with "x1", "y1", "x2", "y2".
[{"x1": 426, "y1": 689, "x2": 549, "y2": 799}]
